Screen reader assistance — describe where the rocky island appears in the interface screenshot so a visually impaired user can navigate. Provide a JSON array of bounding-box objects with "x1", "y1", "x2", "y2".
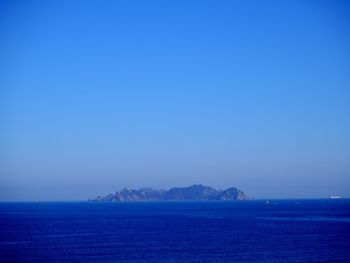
[{"x1": 90, "y1": 184, "x2": 249, "y2": 201}]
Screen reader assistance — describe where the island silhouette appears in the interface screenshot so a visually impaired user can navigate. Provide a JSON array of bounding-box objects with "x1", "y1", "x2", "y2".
[{"x1": 90, "y1": 184, "x2": 249, "y2": 201}]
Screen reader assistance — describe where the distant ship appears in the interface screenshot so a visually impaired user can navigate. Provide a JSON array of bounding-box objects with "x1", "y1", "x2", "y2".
[{"x1": 329, "y1": 195, "x2": 342, "y2": 199}]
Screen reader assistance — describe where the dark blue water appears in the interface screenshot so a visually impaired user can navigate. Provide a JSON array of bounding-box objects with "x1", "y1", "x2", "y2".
[{"x1": 1, "y1": 200, "x2": 349, "y2": 262}]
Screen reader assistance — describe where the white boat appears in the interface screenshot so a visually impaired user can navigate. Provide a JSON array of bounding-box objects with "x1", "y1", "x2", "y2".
[{"x1": 330, "y1": 195, "x2": 342, "y2": 199}]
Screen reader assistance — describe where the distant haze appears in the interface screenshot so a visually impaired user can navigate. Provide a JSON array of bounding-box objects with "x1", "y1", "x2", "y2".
[{"x1": 1, "y1": 0, "x2": 349, "y2": 201}]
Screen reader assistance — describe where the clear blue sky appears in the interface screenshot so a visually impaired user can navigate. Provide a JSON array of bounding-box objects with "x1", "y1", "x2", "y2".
[{"x1": 1, "y1": 0, "x2": 349, "y2": 200}]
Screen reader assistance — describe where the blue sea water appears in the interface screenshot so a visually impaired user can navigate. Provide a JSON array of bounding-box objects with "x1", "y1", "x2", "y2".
[{"x1": 0, "y1": 200, "x2": 349, "y2": 262}]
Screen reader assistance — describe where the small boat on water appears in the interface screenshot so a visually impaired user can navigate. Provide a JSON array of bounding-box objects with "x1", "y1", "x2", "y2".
[{"x1": 330, "y1": 195, "x2": 342, "y2": 199}]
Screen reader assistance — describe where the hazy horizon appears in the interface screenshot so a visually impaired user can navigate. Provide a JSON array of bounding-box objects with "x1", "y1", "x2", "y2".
[
  {"x1": 1, "y1": 0, "x2": 350, "y2": 201},
  {"x1": 1, "y1": 183, "x2": 349, "y2": 202}
]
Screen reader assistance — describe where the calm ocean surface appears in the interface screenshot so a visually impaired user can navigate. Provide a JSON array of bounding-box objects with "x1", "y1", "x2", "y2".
[{"x1": 0, "y1": 200, "x2": 349, "y2": 262}]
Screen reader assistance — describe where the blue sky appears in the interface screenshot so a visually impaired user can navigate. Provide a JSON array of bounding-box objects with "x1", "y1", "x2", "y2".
[{"x1": 1, "y1": 0, "x2": 349, "y2": 200}]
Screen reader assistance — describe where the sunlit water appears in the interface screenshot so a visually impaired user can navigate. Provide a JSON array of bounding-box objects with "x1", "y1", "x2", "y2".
[{"x1": 1, "y1": 200, "x2": 349, "y2": 262}]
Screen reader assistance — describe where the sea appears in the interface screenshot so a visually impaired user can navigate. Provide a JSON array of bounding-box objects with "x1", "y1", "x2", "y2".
[{"x1": 0, "y1": 200, "x2": 349, "y2": 262}]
